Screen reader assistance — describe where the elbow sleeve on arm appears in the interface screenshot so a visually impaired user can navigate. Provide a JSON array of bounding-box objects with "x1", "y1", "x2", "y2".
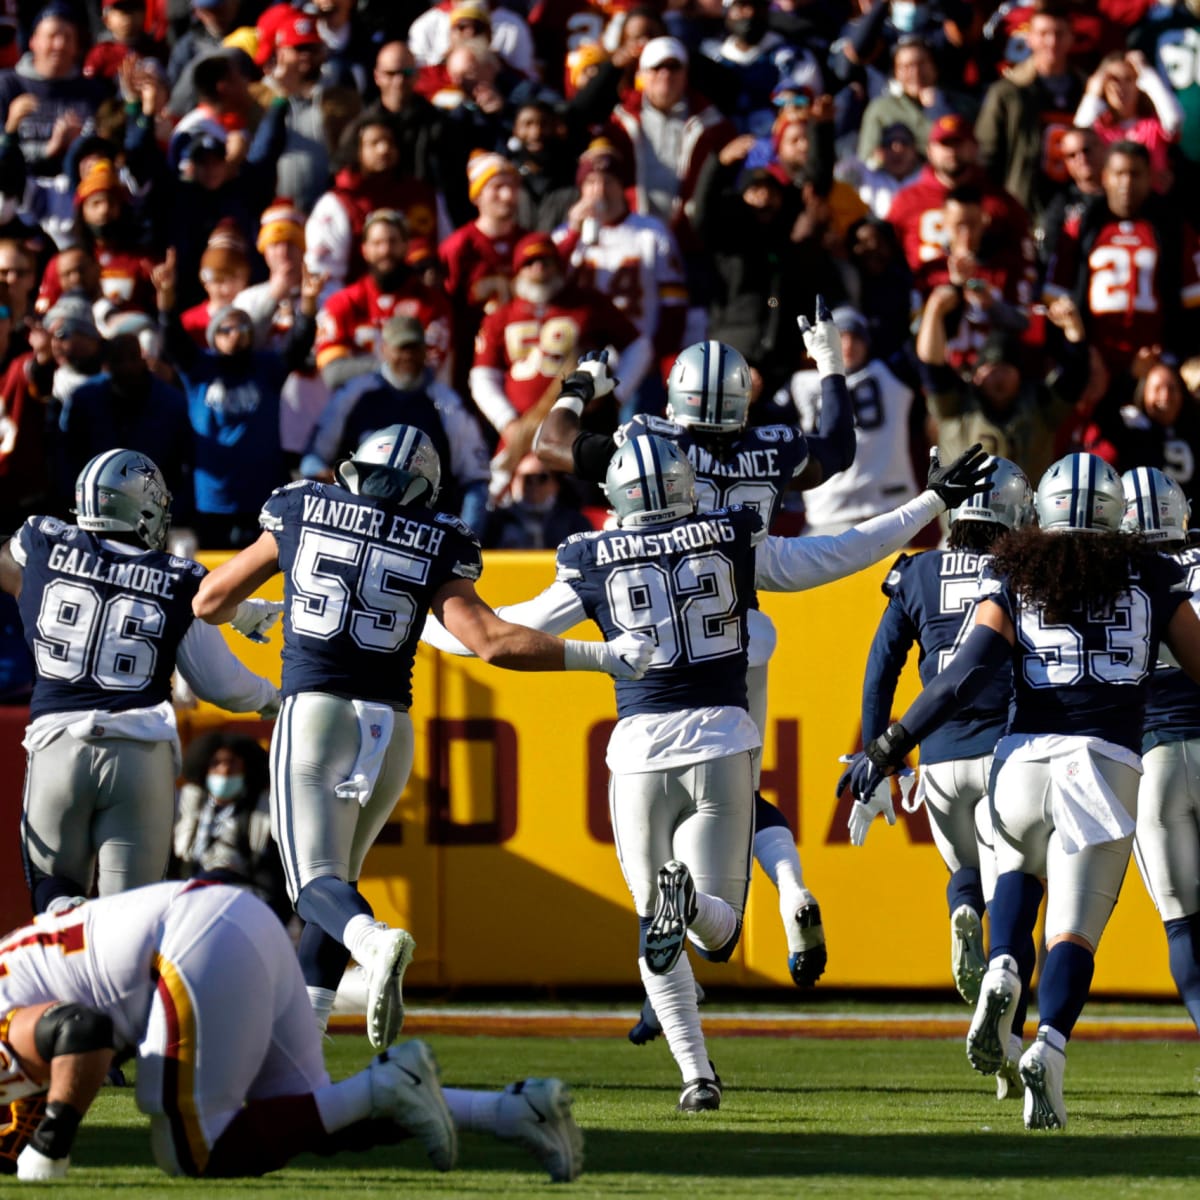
[
  {"x1": 806, "y1": 375, "x2": 856, "y2": 479},
  {"x1": 571, "y1": 431, "x2": 618, "y2": 483}
]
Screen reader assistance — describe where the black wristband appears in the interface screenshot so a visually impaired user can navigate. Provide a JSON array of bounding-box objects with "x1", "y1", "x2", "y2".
[
  {"x1": 30, "y1": 1101, "x2": 82, "y2": 1161},
  {"x1": 865, "y1": 721, "x2": 914, "y2": 771}
]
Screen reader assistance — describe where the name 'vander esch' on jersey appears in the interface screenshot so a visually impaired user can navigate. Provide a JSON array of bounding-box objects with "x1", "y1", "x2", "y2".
[
  {"x1": 300, "y1": 492, "x2": 446, "y2": 555},
  {"x1": 47, "y1": 543, "x2": 181, "y2": 599},
  {"x1": 592, "y1": 514, "x2": 740, "y2": 565}
]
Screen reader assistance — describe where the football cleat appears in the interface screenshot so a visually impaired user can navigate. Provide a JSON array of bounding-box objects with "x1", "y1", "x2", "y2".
[
  {"x1": 787, "y1": 895, "x2": 827, "y2": 987},
  {"x1": 1020, "y1": 1032, "x2": 1067, "y2": 1130},
  {"x1": 966, "y1": 955, "x2": 1020, "y2": 1075},
  {"x1": 369, "y1": 1040, "x2": 457, "y2": 1170},
  {"x1": 360, "y1": 924, "x2": 416, "y2": 1050},
  {"x1": 645, "y1": 861, "x2": 697, "y2": 975},
  {"x1": 678, "y1": 1069, "x2": 723, "y2": 1113},
  {"x1": 950, "y1": 905, "x2": 986, "y2": 1005},
  {"x1": 995, "y1": 1033, "x2": 1023, "y2": 1101},
  {"x1": 497, "y1": 1078, "x2": 584, "y2": 1182}
]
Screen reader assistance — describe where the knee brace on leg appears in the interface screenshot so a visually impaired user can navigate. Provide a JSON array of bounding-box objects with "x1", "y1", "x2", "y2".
[{"x1": 34, "y1": 1003, "x2": 114, "y2": 1061}]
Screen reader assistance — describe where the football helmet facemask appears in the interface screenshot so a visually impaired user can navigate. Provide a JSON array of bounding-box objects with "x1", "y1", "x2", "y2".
[
  {"x1": 336, "y1": 424, "x2": 442, "y2": 507},
  {"x1": 73, "y1": 449, "x2": 173, "y2": 551}
]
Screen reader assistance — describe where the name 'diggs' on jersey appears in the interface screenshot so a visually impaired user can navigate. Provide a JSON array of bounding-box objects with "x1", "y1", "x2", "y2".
[
  {"x1": 874, "y1": 549, "x2": 1012, "y2": 764},
  {"x1": 262, "y1": 480, "x2": 483, "y2": 706},
  {"x1": 15, "y1": 517, "x2": 205, "y2": 720},
  {"x1": 556, "y1": 506, "x2": 762, "y2": 719}
]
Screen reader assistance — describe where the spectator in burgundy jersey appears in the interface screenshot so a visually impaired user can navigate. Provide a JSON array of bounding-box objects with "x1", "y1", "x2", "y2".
[
  {"x1": 84, "y1": 0, "x2": 167, "y2": 83},
  {"x1": 305, "y1": 113, "x2": 446, "y2": 299}
]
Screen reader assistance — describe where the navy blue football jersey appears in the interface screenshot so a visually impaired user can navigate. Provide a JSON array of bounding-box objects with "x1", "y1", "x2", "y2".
[
  {"x1": 864, "y1": 550, "x2": 1011, "y2": 764},
  {"x1": 14, "y1": 517, "x2": 205, "y2": 720},
  {"x1": 576, "y1": 416, "x2": 809, "y2": 525},
  {"x1": 979, "y1": 553, "x2": 1190, "y2": 754},
  {"x1": 555, "y1": 506, "x2": 763, "y2": 719},
  {"x1": 261, "y1": 481, "x2": 483, "y2": 705},
  {"x1": 1144, "y1": 545, "x2": 1200, "y2": 751}
]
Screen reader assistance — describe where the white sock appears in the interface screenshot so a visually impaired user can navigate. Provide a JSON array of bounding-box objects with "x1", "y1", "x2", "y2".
[
  {"x1": 313, "y1": 1069, "x2": 373, "y2": 1132},
  {"x1": 442, "y1": 1087, "x2": 501, "y2": 1133},
  {"x1": 307, "y1": 986, "x2": 336, "y2": 1033},
  {"x1": 638, "y1": 953, "x2": 709, "y2": 1082},
  {"x1": 343, "y1": 914, "x2": 380, "y2": 960},
  {"x1": 688, "y1": 891, "x2": 737, "y2": 952},
  {"x1": 755, "y1": 825, "x2": 806, "y2": 898},
  {"x1": 1039, "y1": 1024, "x2": 1068, "y2": 1053}
]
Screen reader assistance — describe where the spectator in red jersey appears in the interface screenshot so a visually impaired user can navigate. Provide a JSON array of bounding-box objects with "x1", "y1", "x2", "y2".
[
  {"x1": 40, "y1": 158, "x2": 156, "y2": 317},
  {"x1": 84, "y1": 0, "x2": 168, "y2": 83},
  {"x1": 975, "y1": 2, "x2": 1085, "y2": 221},
  {"x1": 315, "y1": 208, "x2": 453, "y2": 390},
  {"x1": 179, "y1": 221, "x2": 251, "y2": 348},
  {"x1": 440, "y1": 151, "x2": 526, "y2": 390},
  {"x1": 1074, "y1": 49, "x2": 1182, "y2": 191},
  {"x1": 469, "y1": 230, "x2": 651, "y2": 488},
  {"x1": 1048, "y1": 140, "x2": 1199, "y2": 382},
  {"x1": 887, "y1": 113, "x2": 1032, "y2": 285},
  {"x1": 606, "y1": 36, "x2": 735, "y2": 342},
  {"x1": 305, "y1": 113, "x2": 447, "y2": 300}
]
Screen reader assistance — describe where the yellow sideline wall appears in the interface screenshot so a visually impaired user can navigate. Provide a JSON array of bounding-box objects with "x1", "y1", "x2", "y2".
[{"x1": 192, "y1": 551, "x2": 1174, "y2": 997}]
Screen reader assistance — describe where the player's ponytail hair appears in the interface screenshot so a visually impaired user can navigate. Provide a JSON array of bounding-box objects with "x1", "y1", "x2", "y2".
[
  {"x1": 990, "y1": 526, "x2": 1153, "y2": 624},
  {"x1": 947, "y1": 519, "x2": 1010, "y2": 554}
]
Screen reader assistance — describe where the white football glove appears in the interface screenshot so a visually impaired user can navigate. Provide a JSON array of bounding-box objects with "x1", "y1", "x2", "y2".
[
  {"x1": 798, "y1": 294, "x2": 845, "y2": 377},
  {"x1": 568, "y1": 352, "x2": 617, "y2": 399},
  {"x1": 563, "y1": 630, "x2": 654, "y2": 680},
  {"x1": 231, "y1": 599, "x2": 284, "y2": 644},
  {"x1": 17, "y1": 1144, "x2": 69, "y2": 1181},
  {"x1": 847, "y1": 775, "x2": 897, "y2": 847}
]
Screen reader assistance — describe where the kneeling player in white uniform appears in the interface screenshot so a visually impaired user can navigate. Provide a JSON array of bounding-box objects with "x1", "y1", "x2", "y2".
[
  {"x1": 0, "y1": 450, "x2": 280, "y2": 913},
  {"x1": 1121, "y1": 467, "x2": 1200, "y2": 1033},
  {"x1": 194, "y1": 426, "x2": 651, "y2": 1052},
  {"x1": 844, "y1": 454, "x2": 1200, "y2": 1130},
  {"x1": 0, "y1": 882, "x2": 583, "y2": 1181},
  {"x1": 424, "y1": 434, "x2": 995, "y2": 1109}
]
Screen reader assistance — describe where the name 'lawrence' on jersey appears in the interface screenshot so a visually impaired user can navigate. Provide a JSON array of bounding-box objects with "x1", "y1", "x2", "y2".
[
  {"x1": 977, "y1": 553, "x2": 1190, "y2": 753},
  {"x1": 876, "y1": 549, "x2": 1011, "y2": 763},
  {"x1": 261, "y1": 481, "x2": 483, "y2": 706},
  {"x1": 13, "y1": 516, "x2": 205, "y2": 721},
  {"x1": 616, "y1": 415, "x2": 809, "y2": 526},
  {"x1": 555, "y1": 506, "x2": 763, "y2": 719}
]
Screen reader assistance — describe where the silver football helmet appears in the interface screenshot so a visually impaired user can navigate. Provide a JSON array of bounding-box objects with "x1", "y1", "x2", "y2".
[
  {"x1": 1034, "y1": 453, "x2": 1125, "y2": 533},
  {"x1": 604, "y1": 435, "x2": 696, "y2": 528},
  {"x1": 949, "y1": 456, "x2": 1033, "y2": 530},
  {"x1": 666, "y1": 341, "x2": 752, "y2": 435},
  {"x1": 336, "y1": 424, "x2": 441, "y2": 506},
  {"x1": 1121, "y1": 466, "x2": 1190, "y2": 544},
  {"x1": 74, "y1": 449, "x2": 172, "y2": 551}
]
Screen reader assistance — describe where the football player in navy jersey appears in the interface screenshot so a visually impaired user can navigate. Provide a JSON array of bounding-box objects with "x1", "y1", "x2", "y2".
[
  {"x1": 857, "y1": 458, "x2": 1033, "y2": 1096},
  {"x1": 193, "y1": 425, "x2": 653, "y2": 1053},
  {"x1": 535, "y1": 300, "x2": 856, "y2": 1015},
  {"x1": 423, "y1": 432, "x2": 996, "y2": 1111},
  {"x1": 0, "y1": 449, "x2": 281, "y2": 916},
  {"x1": 842, "y1": 453, "x2": 1200, "y2": 1131},
  {"x1": 1121, "y1": 467, "x2": 1200, "y2": 1036}
]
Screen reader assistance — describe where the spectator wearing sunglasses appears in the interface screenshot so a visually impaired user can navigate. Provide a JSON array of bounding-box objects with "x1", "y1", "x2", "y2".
[{"x1": 482, "y1": 452, "x2": 592, "y2": 549}]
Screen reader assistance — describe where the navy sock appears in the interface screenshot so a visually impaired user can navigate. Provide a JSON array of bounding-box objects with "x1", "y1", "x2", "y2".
[
  {"x1": 31, "y1": 875, "x2": 85, "y2": 914},
  {"x1": 947, "y1": 867, "x2": 984, "y2": 917},
  {"x1": 1036, "y1": 941, "x2": 1095, "y2": 1040},
  {"x1": 298, "y1": 920, "x2": 353, "y2": 991},
  {"x1": 296, "y1": 876, "x2": 373, "y2": 940},
  {"x1": 989, "y1": 872, "x2": 1044, "y2": 960},
  {"x1": 1010, "y1": 929, "x2": 1038, "y2": 1043},
  {"x1": 1165, "y1": 913, "x2": 1200, "y2": 1033},
  {"x1": 754, "y1": 791, "x2": 791, "y2": 830}
]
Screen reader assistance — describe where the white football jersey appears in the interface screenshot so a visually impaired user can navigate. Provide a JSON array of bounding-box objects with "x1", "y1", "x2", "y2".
[
  {"x1": 554, "y1": 214, "x2": 687, "y2": 341},
  {"x1": 783, "y1": 358, "x2": 918, "y2": 529}
]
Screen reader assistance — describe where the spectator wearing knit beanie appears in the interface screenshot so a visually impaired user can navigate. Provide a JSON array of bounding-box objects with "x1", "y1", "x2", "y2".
[{"x1": 179, "y1": 219, "x2": 251, "y2": 347}]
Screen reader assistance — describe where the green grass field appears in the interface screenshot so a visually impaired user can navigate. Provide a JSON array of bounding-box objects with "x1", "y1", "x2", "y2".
[{"x1": 32, "y1": 1013, "x2": 1200, "y2": 1200}]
